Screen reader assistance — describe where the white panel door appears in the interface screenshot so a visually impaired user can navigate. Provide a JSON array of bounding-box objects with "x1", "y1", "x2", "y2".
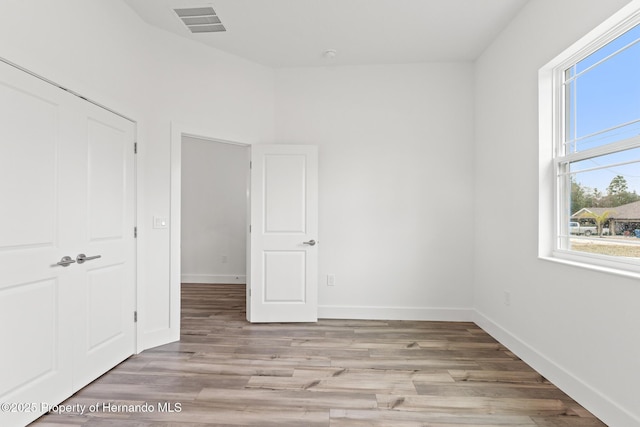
[
  {"x1": 0, "y1": 61, "x2": 76, "y2": 427},
  {"x1": 249, "y1": 145, "x2": 318, "y2": 322},
  {"x1": 71, "y1": 102, "x2": 136, "y2": 389},
  {"x1": 0, "y1": 61, "x2": 135, "y2": 427}
]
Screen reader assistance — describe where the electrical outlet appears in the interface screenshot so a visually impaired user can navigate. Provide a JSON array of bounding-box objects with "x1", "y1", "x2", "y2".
[
  {"x1": 327, "y1": 274, "x2": 335, "y2": 286},
  {"x1": 221, "y1": 255, "x2": 228, "y2": 264},
  {"x1": 504, "y1": 290, "x2": 511, "y2": 306}
]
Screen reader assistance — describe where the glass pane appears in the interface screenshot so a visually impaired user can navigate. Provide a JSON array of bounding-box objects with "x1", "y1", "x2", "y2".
[
  {"x1": 570, "y1": 147, "x2": 640, "y2": 175},
  {"x1": 567, "y1": 149, "x2": 640, "y2": 259},
  {"x1": 564, "y1": 25, "x2": 640, "y2": 152},
  {"x1": 576, "y1": 24, "x2": 640, "y2": 73}
]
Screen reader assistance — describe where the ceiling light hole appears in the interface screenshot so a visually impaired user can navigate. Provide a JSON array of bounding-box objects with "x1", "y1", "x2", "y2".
[{"x1": 323, "y1": 49, "x2": 337, "y2": 59}]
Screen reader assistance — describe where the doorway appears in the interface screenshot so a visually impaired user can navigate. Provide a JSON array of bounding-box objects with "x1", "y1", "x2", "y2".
[
  {"x1": 170, "y1": 126, "x2": 250, "y2": 332},
  {"x1": 181, "y1": 136, "x2": 249, "y2": 285},
  {"x1": 170, "y1": 126, "x2": 319, "y2": 327}
]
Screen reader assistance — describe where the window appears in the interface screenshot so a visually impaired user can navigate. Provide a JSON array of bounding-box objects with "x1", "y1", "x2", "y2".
[{"x1": 540, "y1": 2, "x2": 640, "y2": 273}]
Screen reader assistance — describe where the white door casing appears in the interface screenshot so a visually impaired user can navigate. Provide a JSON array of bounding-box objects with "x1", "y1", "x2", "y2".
[
  {"x1": 249, "y1": 145, "x2": 318, "y2": 323},
  {"x1": 0, "y1": 60, "x2": 135, "y2": 427}
]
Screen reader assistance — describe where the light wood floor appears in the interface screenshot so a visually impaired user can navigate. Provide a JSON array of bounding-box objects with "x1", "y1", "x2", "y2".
[{"x1": 33, "y1": 283, "x2": 606, "y2": 426}]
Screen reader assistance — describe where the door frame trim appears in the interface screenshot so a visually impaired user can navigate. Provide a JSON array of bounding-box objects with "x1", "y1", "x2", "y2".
[
  {"x1": 0, "y1": 56, "x2": 135, "y2": 123},
  {"x1": 170, "y1": 123, "x2": 251, "y2": 338}
]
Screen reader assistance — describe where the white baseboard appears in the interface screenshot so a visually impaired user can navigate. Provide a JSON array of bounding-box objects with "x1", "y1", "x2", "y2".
[
  {"x1": 473, "y1": 310, "x2": 639, "y2": 427},
  {"x1": 318, "y1": 305, "x2": 474, "y2": 321},
  {"x1": 181, "y1": 274, "x2": 246, "y2": 284}
]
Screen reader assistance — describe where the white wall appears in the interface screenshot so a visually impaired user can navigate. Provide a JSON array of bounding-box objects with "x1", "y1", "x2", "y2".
[
  {"x1": 473, "y1": 0, "x2": 640, "y2": 425},
  {"x1": 275, "y1": 64, "x2": 475, "y2": 320},
  {"x1": 181, "y1": 137, "x2": 247, "y2": 284},
  {"x1": 0, "y1": 0, "x2": 275, "y2": 350}
]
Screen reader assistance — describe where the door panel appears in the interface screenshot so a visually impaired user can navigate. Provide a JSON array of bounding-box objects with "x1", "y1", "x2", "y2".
[
  {"x1": 0, "y1": 73, "x2": 58, "y2": 249},
  {"x1": 249, "y1": 145, "x2": 318, "y2": 323},
  {"x1": 263, "y1": 251, "x2": 306, "y2": 302},
  {"x1": 79, "y1": 262, "x2": 132, "y2": 387},
  {"x1": 87, "y1": 118, "x2": 127, "y2": 240},
  {"x1": 0, "y1": 279, "x2": 60, "y2": 393},
  {"x1": 264, "y1": 154, "x2": 307, "y2": 232},
  {"x1": 87, "y1": 265, "x2": 126, "y2": 350}
]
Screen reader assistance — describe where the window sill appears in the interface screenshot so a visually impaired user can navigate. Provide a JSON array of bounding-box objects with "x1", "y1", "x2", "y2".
[{"x1": 540, "y1": 251, "x2": 640, "y2": 280}]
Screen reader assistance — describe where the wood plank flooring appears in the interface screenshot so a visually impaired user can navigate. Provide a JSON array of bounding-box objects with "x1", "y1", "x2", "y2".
[{"x1": 32, "y1": 283, "x2": 606, "y2": 426}]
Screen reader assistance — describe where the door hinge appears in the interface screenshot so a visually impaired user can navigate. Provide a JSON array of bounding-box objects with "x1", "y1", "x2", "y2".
[
  {"x1": 249, "y1": 289, "x2": 251, "y2": 297},
  {"x1": 249, "y1": 225, "x2": 251, "y2": 233},
  {"x1": 134, "y1": 142, "x2": 137, "y2": 154},
  {"x1": 134, "y1": 226, "x2": 137, "y2": 238},
  {"x1": 134, "y1": 311, "x2": 138, "y2": 323},
  {"x1": 249, "y1": 161, "x2": 252, "y2": 169}
]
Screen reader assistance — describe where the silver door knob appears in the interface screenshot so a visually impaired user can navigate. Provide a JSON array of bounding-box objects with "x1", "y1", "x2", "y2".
[
  {"x1": 303, "y1": 240, "x2": 316, "y2": 246},
  {"x1": 76, "y1": 253, "x2": 102, "y2": 264},
  {"x1": 56, "y1": 256, "x2": 76, "y2": 267}
]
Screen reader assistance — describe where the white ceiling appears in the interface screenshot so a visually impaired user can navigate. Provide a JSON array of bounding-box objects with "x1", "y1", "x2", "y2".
[{"x1": 123, "y1": 0, "x2": 529, "y2": 68}]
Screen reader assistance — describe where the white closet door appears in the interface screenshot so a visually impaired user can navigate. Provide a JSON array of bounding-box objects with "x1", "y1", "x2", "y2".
[
  {"x1": 0, "y1": 61, "x2": 136, "y2": 427},
  {"x1": 70, "y1": 97, "x2": 136, "y2": 390}
]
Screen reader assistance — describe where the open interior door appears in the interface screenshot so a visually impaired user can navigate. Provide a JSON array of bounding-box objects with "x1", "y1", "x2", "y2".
[{"x1": 248, "y1": 145, "x2": 318, "y2": 323}]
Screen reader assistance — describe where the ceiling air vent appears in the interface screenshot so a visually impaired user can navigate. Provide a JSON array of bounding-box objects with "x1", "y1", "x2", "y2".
[{"x1": 174, "y1": 7, "x2": 226, "y2": 33}]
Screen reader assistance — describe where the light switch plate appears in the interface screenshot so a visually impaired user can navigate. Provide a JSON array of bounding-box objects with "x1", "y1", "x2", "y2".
[{"x1": 153, "y1": 216, "x2": 168, "y2": 229}]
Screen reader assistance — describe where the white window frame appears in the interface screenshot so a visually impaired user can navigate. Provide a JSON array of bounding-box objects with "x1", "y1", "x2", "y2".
[{"x1": 539, "y1": 0, "x2": 640, "y2": 277}]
